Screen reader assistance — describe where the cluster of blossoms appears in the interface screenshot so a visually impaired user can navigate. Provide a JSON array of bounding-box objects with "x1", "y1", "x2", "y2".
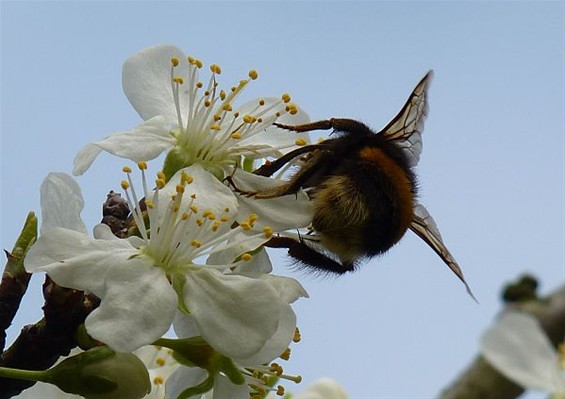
[{"x1": 6, "y1": 44, "x2": 330, "y2": 399}]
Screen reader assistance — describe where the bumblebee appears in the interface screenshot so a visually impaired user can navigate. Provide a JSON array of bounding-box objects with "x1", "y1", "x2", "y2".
[{"x1": 234, "y1": 71, "x2": 475, "y2": 298}]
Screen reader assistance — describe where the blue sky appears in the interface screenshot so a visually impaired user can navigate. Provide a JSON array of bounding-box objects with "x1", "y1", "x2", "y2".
[{"x1": 1, "y1": 2, "x2": 564, "y2": 398}]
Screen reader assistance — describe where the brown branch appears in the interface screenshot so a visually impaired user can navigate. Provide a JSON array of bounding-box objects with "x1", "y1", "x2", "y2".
[
  {"x1": 0, "y1": 213, "x2": 37, "y2": 353},
  {"x1": 439, "y1": 277, "x2": 565, "y2": 399},
  {"x1": 0, "y1": 278, "x2": 100, "y2": 399}
]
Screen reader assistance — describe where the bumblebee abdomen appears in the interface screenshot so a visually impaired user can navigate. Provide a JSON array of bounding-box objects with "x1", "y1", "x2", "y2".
[{"x1": 311, "y1": 145, "x2": 415, "y2": 261}]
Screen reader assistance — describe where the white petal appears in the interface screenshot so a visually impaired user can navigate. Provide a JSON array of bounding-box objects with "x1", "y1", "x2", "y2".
[
  {"x1": 123, "y1": 45, "x2": 189, "y2": 124},
  {"x1": 24, "y1": 227, "x2": 136, "y2": 297},
  {"x1": 480, "y1": 311, "x2": 559, "y2": 391},
  {"x1": 183, "y1": 269, "x2": 280, "y2": 359},
  {"x1": 12, "y1": 382, "x2": 81, "y2": 399},
  {"x1": 213, "y1": 375, "x2": 248, "y2": 399},
  {"x1": 237, "y1": 305, "x2": 296, "y2": 365},
  {"x1": 230, "y1": 170, "x2": 314, "y2": 231},
  {"x1": 231, "y1": 247, "x2": 273, "y2": 274},
  {"x1": 165, "y1": 366, "x2": 207, "y2": 399},
  {"x1": 172, "y1": 311, "x2": 201, "y2": 338},
  {"x1": 73, "y1": 116, "x2": 174, "y2": 175},
  {"x1": 40, "y1": 173, "x2": 87, "y2": 235},
  {"x1": 258, "y1": 274, "x2": 309, "y2": 303},
  {"x1": 86, "y1": 264, "x2": 177, "y2": 352}
]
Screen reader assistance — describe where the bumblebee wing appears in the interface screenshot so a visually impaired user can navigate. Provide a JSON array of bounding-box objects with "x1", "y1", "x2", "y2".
[
  {"x1": 409, "y1": 202, "x2": 477, "y2": 302},
  {"x1": 380, "y1": 70, "x2": 433, "y2": 167}
]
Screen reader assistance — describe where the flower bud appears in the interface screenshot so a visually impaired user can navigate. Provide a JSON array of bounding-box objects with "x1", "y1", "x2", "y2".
[{"x1": 46, "y1": 346, "x2": 150, "y2": 399}]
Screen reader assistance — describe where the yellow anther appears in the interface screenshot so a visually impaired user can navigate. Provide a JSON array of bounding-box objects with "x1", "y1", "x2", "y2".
[
  {"x1": 233, "y1": 112, "x2": 240, "y2": 118},
  {"x1": 196, "y1": 81, "x2": 203, "y2": 88},
  {"x1": 204, "y1": 100, "x2": 211, "y2": 107},
  {"x1": 293, "y1": 327, "x2": 301, "y2": 343},
  {"x1": 210, "y1": 124, "x2": 222, "y2": 131},
  {"x1": 157, "y1": 171, "x2": 166, "y2": 180},
  {"x1": 240, "y1": 222, "x2": 251, "y2": 231},
  {"x1": 137, "y1": 161, "x2": 148, "y2": 170},
  {"x1": 277, "y1": 386, "x2": 285, "y2": 396},
  {"x1": 220, "y1": 216, "x2": 229, "y2": 222},
  {"x1": 182, "y1": 212, "x2": 189, "y2": 220},
  {"x1": 173, "y1": 77, "x2": 184, "y2": 85},
  {"x1": 212, "y1": 222, "x2": 221, "y2": 232},
  {"x1": 280, "y1": 347, "x2": 291, "y2": 361},
  {"x1": 286, "y1": 104, "x2": 298, "y2": 115},
  {"x1": 191, "y1": 240, "x2": 202, "y2": 248},
  {"x1": 259, "y1": 99, "x2": 265, "y2": 106},
  {"x1": 213, "y1": 115, "x2": 222, "y2": 121},
  {"x1": 173, "y1": 204, "x2": 180, "y2": 212},
  {"x1": 196, "y1": 219, "x2": 203, "y2": 226},
  {"x1": 210, "y1": 64, "x2": 222, "y2": 74},
  {"x1": 155, "y1": 179, "x2": 166, "y2": 189},
  {"x1": 224, "y1": 207, "x2": 230, "y2": 213},
  {"x1": 243, "y1": 114, "x2": 256, "y2": 124},
  {"x1": 156, "y1": 357, "x2": 166, "y2": 367},
  {"x1": 295, "y1": 138, "x2": 307, "y2": 146},
  {"x1": 281, "y1": 93, "x2": 291, "y2": 103},
  {"x1": 241, "y1": 253, "x2": 252, "y2": 261},
  {"x1": 122, "y1": 166, "x2": 132, "y2": 173},
  {"x1": 222, "y1": 103, "x2": 233, "y2": 112},
  {"x1": 249, "y1": 214, "x2": 258, "y2": 223},
  {"x1": 181, "y1": 172, "x2": 194, "y2": 184},
  {"x1": 207, "y1": 213, "x2": 216, "y2": 221},
  {"x1": 187, "y1": 55, "x2": 195, "y2": 64},
  {"x1": 230, "y1": 133, "x2": 242, "y2": 140},
  {"x1": 171, "y1": 57, "x2": 180, "y2": 67},
  {"x1": 191, "y1": 194, "x2": 196, "y2": 199},
  {"x1": 257, "y1": 117, "x2": 263, "y2": 123},
  {"x1": 176, "y1": 184, "x2": 185, "y2": 194},
  {"x1": 121, "y1": 180, "x2": 130, "y2": 190},
  {"x1": 153, "y1": 376, "x2": 164, "y2": 385},
  {"x1": 248, "y1": 69, "x2": 259, "y2": 80},
  {"x1": 190, "y1": 205, "x2": 198, "y2": 213},
  {"x1": 275, "y1": 111, "x2": 281, "y2": 117},
  {"x1": 231, "y1": 86, "x2": 237, "y2": 92},
  {"x1": 220, "y1": 90, "x2": 226, "y2": 100},
  {"x1": 145, "y1": 200, "x2": 155, "y2": 209},
  {"x1": 262, "y1": 226, "x2": 273, "y2": 238},
  {"x1": 203, "y1": 210, "x2": 212, "y2": 218},
  {"x1": 195, "y1": 59, "x2": 203, "y2": 68}
]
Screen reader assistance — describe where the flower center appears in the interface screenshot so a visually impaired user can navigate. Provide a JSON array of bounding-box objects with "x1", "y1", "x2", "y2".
[
  {"x1": 120, "y1": 162, "x2": 272, "y2": 274},
  {"x1": 167, "y1": 56, "x2": 301, "y2": 174}
]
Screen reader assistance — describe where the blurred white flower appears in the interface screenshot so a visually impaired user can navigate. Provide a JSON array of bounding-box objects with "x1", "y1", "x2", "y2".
[
  {"x1": 73, "y1": 44, "x2": 310, "y2": 179},
  {"x1": 480, "y1": 311, "x2": 565, "y2": 398},
  {"x1": 135, "y1": 346, "x2": 180, "y2": 399},
  {"x1": 25, "y1": 166, "x2": 281, "y2": 353},
  {"x1": 266, "y1": 377, "x2": 349, "y2": 399}
]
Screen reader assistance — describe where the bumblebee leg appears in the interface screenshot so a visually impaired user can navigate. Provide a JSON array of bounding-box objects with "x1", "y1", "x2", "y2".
[
  {"x1": 265, "y1": 236, "x2": 354, "y2": 274},
  {"x1": 253, "y1": 143, "x2": 324, "y2": 177},
  {"x1": 275, "y1": 118, "x2": 371, "y2": 135}
]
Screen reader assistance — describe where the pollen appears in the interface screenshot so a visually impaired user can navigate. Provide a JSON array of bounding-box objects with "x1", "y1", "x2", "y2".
[
  {"x1": 121, "y1": 180, "x2": 130, "y2": 190},
  {"x1": 137, "y1": 161, "x2": 148, "y2": 170},
  {"x1": 173, "y1": 77, "x2": 184, "y2": 85},
  {"x1": 248, "y1": 69, "x2": 259, "y2": 80},
  {"x1": 295, "y1": 138, "x2": 307, "y2": 146},
  {"x1": 262, "y1": 226, "x2": 273, "y2": 239},
  {"x1": 286, "y1": 104, "x2": 298, "y2": 115},
  {"x1": 176, "y1": 184, "x2": 185, "y2": 194},
  {"x1": 145, "y1": 200, "x2": 155, "y2": 209},
  {"x1": 122, "y1": 166, "x2": 132, "y2": 173},
  {"x1": 243, "y1": 114, "x2": 256, "y2": 124},
  {"x1": 220, "y1": 90, "x2": 226, "y2": 100},
  {"x1": 210, "y1": 124, "x2": 222, "y2": 131},
  {"x1": 212, "y1": 221, "x2": 221, "y2": 232},
  {"x1": 280, "y1": 347, "x2": 291, "y2": 361},
  {"x1": 220, "y1": 216, "x2": 229, "y2": 222},
  {"x1": 153, "y1": 376, "x2": 164, "y2": 385},
  {"x1": 190, "y1": 205, "x2": 198, "y2": 213},
  {"x1": 181, "y1": 212, "x2": 189, "y2": 220},
  {"x1": 181, "y1": 172, "x2": 194, "y2": 184},
  {"x1": 156, "y1": 357, "x2": 166, "y2": 366},
  {"x1": 277, "y1": 386, "x2": 285, "y2": 396},
  {"x1": 155, "y1": 178, "x2": 166, "y2": 189},
  {"x1": 196, "y1": 81, "x2": 203, "y2": 88},
  {"x1": 281, "y1": 93, "x2": 291, "y2": 103},
  {"x1": 241, "y1": 253, "x2": 252, "y2": 261},
  {"x1": 240, "y1": 221, "x2": 252, "y2": 231},
  {"x1": 230, "y1": 133, "x2": 242, "y2": 140},
  {"x1": 293, "y1": 327, "x2": 301, "y2": 343},
  {"x1": 222, "y1": 103, "x2": 233, "y2": 112},
  {"x1": 210, "y1": 64, "x2": 222, "y2": 74},
  {"x1": 191, "y1": 240, "x2": 202, "y2": 248},
  {"x1": 171, "y1": 57, "x2": 180, "y2": 67}
]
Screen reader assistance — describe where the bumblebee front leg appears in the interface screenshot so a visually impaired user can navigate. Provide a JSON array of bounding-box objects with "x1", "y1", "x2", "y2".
[{"x1": 275, "y1": 118, "x2": 371, "y2": 135}]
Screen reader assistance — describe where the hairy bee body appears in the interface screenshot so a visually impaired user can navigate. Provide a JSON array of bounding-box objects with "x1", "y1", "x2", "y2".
[
  {"x1": 306, "y1": 128, "x2": 417, "y2": 270},
  {"x1": 234, "y1": 71, "x2": 476, "y2": 298}
]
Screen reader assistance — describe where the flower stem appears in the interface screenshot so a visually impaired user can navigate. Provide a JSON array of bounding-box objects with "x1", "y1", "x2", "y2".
[{"x1": 0, "y1": 366, "x2": 49, "y2": 383}]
